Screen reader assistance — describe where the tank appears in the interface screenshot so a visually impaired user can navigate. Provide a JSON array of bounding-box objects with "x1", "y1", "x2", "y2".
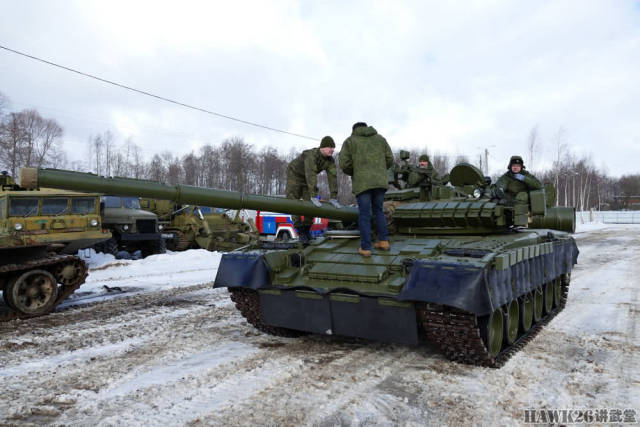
[
  {"x1": 20, "y1": 166, "x2": 579, "y2": 367},
  {"x1": 139, "y1": 198, "x2": 257, "y2": 251}
]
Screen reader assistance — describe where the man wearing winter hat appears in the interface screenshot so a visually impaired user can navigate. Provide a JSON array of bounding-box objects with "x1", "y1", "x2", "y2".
[
  {"x1": 418, "y1": 154, "x2": 431, "y2": 169},
  {"x1": 496, "y1": 155, "x2": 542, "y2": 203},
  {"x1": 286, "y1": 136, "x2": 341, "y2": 242},
  {"x1": 339, "y1": 122, "x2": 394, "y2": 257}
]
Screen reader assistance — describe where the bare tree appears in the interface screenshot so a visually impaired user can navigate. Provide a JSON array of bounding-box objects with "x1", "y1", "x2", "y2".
[
  {"x1": 0, "y1": 109, "x2": 64, "y2": 175},
  {"x1": 526, "y1": 125, "x2": 541, "y2": 171},
  {"x1": 551, "y1": 127, "x2": 568, "y2": 205},
  {"x1": 0, "y1": 91, "x2": 9, "y2": 117}
]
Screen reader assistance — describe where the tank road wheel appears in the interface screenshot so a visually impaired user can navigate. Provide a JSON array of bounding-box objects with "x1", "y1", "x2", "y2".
[
  {"x1": 5, "y1": 270, "x2": 58, "y2": 316},
  {"x1": 52, "y1": 259, "x2": 84, "y2": 286},
  {"x1": 533, "y1": 287, "x2": 544, "y2": 322},
  {"x1": 504, "y1": 300, "x2": 520, "y2": 346},
  {"x1": 543, "y1": 282, "x2": 554, "y2": 315},
  {"x1": 479, "y1": 308, "x2": 504, "y2": 358},
  {"x1": 519, "y1": 292, "x2": 534, "y2": 333},
  {"x1": 553, "y1": 278, "x2": 562, "y2": 308}
]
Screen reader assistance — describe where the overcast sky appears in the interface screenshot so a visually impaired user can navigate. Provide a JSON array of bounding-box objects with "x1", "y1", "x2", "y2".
[{"x1": 1, "y1": 0, "x2": 639, "y2": 176}]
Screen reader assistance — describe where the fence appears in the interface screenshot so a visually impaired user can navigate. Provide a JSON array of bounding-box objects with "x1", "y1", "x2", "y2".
[{"x1": 576, "y1": 210, "x2": 640, "y2": 224}]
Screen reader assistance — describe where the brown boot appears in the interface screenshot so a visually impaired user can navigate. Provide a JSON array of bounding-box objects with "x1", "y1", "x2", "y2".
[
  {"x1": 374, "y1": 240, "x2": 390, "y2": 251},
  {"x1": 358, "y1": 247, "x2": 372, "y2": 257}
]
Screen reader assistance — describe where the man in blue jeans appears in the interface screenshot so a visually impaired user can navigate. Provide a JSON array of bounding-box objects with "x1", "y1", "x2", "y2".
[{"x1": 339, "y1": 122, "x2": 394, "y2": 257}]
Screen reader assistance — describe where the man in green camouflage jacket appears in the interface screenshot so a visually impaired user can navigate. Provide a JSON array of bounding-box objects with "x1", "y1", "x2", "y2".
[
  {"x1": 286, "y1": 136, "x2": 340, "y2": 242},
  {"x1": 496, "y1": 155, "x2": 542, "y2": 203},
  {"x1": 339, "y1": 122, "x2": 394, "y2": 257}
]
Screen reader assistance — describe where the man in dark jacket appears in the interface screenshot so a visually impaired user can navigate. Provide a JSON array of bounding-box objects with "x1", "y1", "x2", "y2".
[
  {"x1": 496, "y1": 155, "x2": 542, "y2": 203},
  {"x1": 286, "y1": 136, "x2": 340, "y2": 242},
  {"x1": 339, "y1": 122, "x2": 393, "y2": 257}
]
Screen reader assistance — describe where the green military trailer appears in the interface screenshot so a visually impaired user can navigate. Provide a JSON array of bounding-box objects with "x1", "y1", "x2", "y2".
[
  {"x1": 20, "y1": 165, "x2": 578, "y2": 367},
  {"x1": 94, "y1": 195, "x2": 166, "y2": 257},
  {"x1": 140, "y1": 198, "x2": 256, "y2": 252}
]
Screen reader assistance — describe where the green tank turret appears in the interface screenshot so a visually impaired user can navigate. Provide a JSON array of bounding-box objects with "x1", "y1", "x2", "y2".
[{"x1": 20, "y1": 166, "x2": 578, "y2": 367}]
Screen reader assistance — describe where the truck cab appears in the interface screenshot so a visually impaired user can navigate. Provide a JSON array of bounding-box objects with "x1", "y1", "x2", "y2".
[
  {"x1": 97, "y1": 195, "x2": 165, "y2": 257},
  {"x1": 0, "y1": 172, "x2": 110, "y2": 254}
]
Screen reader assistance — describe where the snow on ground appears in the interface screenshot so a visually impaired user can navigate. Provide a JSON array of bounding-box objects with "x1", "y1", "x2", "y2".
[
  {"x1": 61, "y1": 249, "x2": 222, "y2": 307},
  {"x1": 0, "y1": 223, "x2": 638, "y2": 425}
]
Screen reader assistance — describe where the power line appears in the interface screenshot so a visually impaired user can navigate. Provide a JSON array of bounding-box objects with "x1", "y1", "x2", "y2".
[{"x1": 0, "y1": 44, "x2": 319, "y2": 141}]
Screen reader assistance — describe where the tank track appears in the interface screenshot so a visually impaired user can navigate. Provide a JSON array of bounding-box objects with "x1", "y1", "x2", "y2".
[
  {"x1": 418, "y1": 276, "x2": 570, "y2": 368},
  {"x1": 229, "y1": 288, "x2": 306, "y2": 337},
  {"x1": 168, "y1": 231, "x2": 192, "y2": 251},
  {"x1": 229, "y1": 276, "x2": 569, "y2": 367},
  {"x1": 0, "y1": 255, "x2": 88, "y2": 322}
]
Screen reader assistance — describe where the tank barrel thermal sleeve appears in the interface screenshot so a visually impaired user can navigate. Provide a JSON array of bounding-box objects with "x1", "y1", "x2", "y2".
[{"x1": 20, "y1": 168, "x2": 359, "y2": 222}]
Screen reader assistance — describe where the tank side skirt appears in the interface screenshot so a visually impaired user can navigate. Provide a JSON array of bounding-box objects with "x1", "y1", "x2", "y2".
[
  {"x1": 399, "y1": 238, "x2": 578, "y2": 316},
  {"x1": 0, "y1": 255, "x2": 88, "y2": 322}
]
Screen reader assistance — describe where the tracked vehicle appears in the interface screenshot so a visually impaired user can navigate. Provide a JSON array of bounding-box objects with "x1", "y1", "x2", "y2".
[
  {"x1": 20, "y1": 165, "x2": 578, "y2": 367},
  {"x1": 139, "y1": 198, "x2": 256, "y2": 251},
  {"x1": 0, "y1": 172, "x2": 91, "y2": 321}
]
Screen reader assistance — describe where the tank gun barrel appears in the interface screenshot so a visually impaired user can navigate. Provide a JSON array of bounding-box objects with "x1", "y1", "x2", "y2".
[{"x1": 20, "y1": 168, "x2": 359, "y2": 222}]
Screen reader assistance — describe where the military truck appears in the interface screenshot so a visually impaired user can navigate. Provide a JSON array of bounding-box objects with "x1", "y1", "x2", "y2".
[
  {"x1": 94, "y1": 195, "x2": 166, "y2": 257},
  {"x1": 139, "y1": 198, "x2": 255, "y2": 251},
  {"x1": 0, "y1": 171, "x2": 110, "y2": 254}
]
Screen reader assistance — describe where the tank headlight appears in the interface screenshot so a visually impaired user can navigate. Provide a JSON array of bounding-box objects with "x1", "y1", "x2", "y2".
[
  {"x1": 123, "y1": 224, "x2": 129, "y2": 231},
  {"x1": 158, "y1": 224, "x2": 164, "y2": 231},
  {"x1": 14, "y1": 223, "x2": 23, "y2": 231},
  {"x1": 473, "y1": 188, "x2": 482, "y2": 199},
  {"x1": 90, "y1": 219, "x2": 99, "y2": 227}
]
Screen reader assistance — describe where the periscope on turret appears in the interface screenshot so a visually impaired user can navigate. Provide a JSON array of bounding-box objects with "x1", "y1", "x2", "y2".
[{"x1": 19, "y1": 165, "x2": 578, "y2": 367}]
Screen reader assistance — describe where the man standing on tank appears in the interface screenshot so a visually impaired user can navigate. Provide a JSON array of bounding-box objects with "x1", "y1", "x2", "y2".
[
  {"x1": 496, "y1": 155, "x2": 542, "y2": 203},
  {"x1": 286, "y1": 136, "x2": 340, "y2": 242},
  {"x1": 339, "y1": 122, "x2": 394, "y2": 257}
]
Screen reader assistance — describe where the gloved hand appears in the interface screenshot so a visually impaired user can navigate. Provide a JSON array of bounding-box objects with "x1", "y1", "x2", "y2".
[
  {"x1": 329, "y1": 199, "x2": 342, "y2": 209},
  {"x1": 513, "y1": 173, "x2": 525, "y2": 182},
  {"x1": 311, "y1": 197, "x2": 322, "y2": 208}
]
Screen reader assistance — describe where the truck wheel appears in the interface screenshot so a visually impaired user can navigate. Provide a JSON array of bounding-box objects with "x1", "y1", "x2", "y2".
[
  {"x1": 277, "y1": 231, "x2": 291, "y2": 242},
  {"x1": 93, "y1": 238, "x2": 118, "y2": 256},
  {"x1": 141, "y1": 239, "x2": 166, "y2": 257}
]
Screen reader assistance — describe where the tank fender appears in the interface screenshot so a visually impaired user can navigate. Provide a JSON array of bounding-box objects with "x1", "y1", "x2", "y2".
[
  {"x1": 213, "y1": 252, "x2": 271, "y2": 289},
  {"x1": 398, "y1": 238, "x2": 579, "y2": 316},
  {"x1": 398, "y1": 261, "x2": 491, "y2": 314}
]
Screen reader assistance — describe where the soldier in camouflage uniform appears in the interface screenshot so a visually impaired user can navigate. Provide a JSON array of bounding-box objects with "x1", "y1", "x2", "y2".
[
  {"x1": 417, "y1": 154, "x2": 442, "y2": 182},
  {"x1": 286, "y1": 136, "x2": 340, "y2": 242},
  {"x1": 339, "y1": 122, "x2": 393, "y2": 257},
  {"x1": 496, "y1": 155, "x2": 542, "y2": 204}
]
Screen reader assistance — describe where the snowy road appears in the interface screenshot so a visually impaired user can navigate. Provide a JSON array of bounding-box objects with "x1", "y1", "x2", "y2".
[{"x1": 1, "y1": 226, "x2": 639, "y2": 425}]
